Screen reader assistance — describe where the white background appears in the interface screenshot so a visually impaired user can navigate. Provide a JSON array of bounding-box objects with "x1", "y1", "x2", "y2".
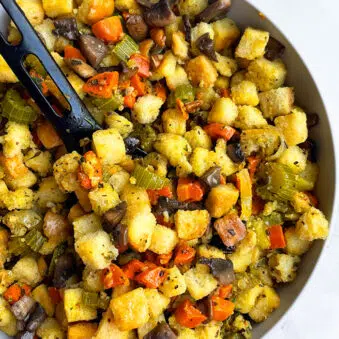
[{"x1": 251, "y1": 0, "x2": 339, "y2": 338}]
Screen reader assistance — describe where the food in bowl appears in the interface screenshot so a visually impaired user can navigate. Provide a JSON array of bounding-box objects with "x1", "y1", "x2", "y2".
[{"x1": 0, "y1": 0, "x2": 330, "y2": 338}]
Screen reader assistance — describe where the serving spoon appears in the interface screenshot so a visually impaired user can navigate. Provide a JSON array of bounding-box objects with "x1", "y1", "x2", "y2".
[{"x1": 0, "y1": 0, "x2": 101, "y2": 152}]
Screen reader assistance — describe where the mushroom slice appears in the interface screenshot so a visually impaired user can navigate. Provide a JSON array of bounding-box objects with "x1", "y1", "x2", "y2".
[
  {"x1": 144, "y1": 0, "x2": 176, "y2": 27},
  {"x1": 196, "y1": 0, "x2": 231, "y2": 23},
  {"x1": 65, "y1": 58, "x2": 97, "y2": 79},
  {"x1": 199, "y1": 257, "x2": 235, "y2": 285}
]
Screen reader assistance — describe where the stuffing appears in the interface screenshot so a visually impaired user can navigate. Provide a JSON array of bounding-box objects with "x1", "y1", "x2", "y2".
[
  {"x1": 233, "y1": 106, "x2": 268, "y2": 130},
  {"x1": 213, "y1": 53, "x2": 238, "y2": 77},
  {"x1": 185, "y1": 126, "x2": 212, "y2": 150},
  {"x1": 162, "y1": 108, "x2": 187, "y2": 136},
  {"x1": 172, "y1": 31, "x2": 189, "y2": 60},
  {"x1": 88, "y1": 183, "x2": 120, "y2": 215},
  {"x1": 212, "y1": 18, "x2": 240, "y2": 51},
  {"x1": 0, "y1": 55, "x2": 18, "y2": 83},
  {"x1": 268, "y1": 253, "x2": 300, "y2": 283},
  {"x1": 2, "y1": 122, "x2": 31, "y2": 158},
  {"x1": 42, "y1": 0, "x2": 73, "y2": 18},
  {"x1": 132, "y1": 95, "x2": 164, "y2": 124},
  {"x1": 186, "y1": 55, "x2": 218, "y2": 88},
  {"x1": 149, "y1": 224, "x2": 179, "y2": 254},
  {"x1": 285, "y1": 227, "x2": 312, "y2": 256},
  {"x1": 190, "y1": 147, "x2": 217, "y2": 177},
  {"x1": 159, "y1": 266, "x2": 187, "y2": 298},
  {"x1": 277, "y1": 146, "x2": 307, "y2": 173},
  {"x1": 208, "y1": 97, "x2": 238, "y2": 125},
  {"x1": 231, "y1": 80, "x2": 259, "y2": 106}
]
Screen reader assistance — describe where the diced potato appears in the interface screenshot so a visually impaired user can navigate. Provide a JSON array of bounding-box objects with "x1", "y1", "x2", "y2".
[
  {"x1": 285, "y1": 227, "x2": 312, "y2": 256},
  {"x1": 274, "y1": 109, "x2": 308, "y2": 146},
  {"x1": 231, "y1": 80, "x2": 259, "y2": 106},
  {"x1": 213, "y1": 53, "x2": 238, "y2": 77},
  {"x1": 205, "y1": 184, "x2": 239, "y2": 218},
  {"x1": 259, "y1": 87, "x2": 294, "y2": 119},
  {"x1": 190, "y1": 147, "x2": 217, "y2": 177},
  {"x1": 92, "y1": 128, "x2": 126, "y2": 165},
  {"x1": 35, "y1": 19, "x2": 57, "y2": 51},
  {"x1": 88, "y1": 183, "x2": 120, "y2": 215},
  {"x1": 212, "y1": 18, "x2": 240, "y2": 51},
  {"x1": 132, "y1": 95, "x2": 164, "y2": 124},
  {"x1": 186, "y1": 55, "x2": 218, "y2": 88},
  {"x1": 0, "y1": 297, "x2": 17, "y2": 336},
  {"x1": 32, "y1": 284, "x2": 55, "y2": 317},
  {"x1": 235, "y1": 285, "x2": 264, "y2": 314},
  {"x1": 208, "y1": 97, "x2": 238, "y2": 125},
  {"x1": 159, "y1": 266, "x2": 187, "y2": 298},
  {"x1": 0, "y1": 55, "x2": 18, "y2": 83},
  {"x1": 197, "y1": 244, "x2": 226, "y2": 259},
  {"x1": 12, "y1": 256, "x2": 42, "y2": 286},
  {"x1": 184, "y1": 264, "x2": 218, "y2": 300},
  {"x1": 172, "y1": 31, "x2": 189, "y2": 60},
  {"x1": 178, "y1": 0, "x2": 208, "y2": 17},
  {"x1": 268, "y1": 253, "x2": 300, "y2": 283},
  {"x1": 246, "y1": 57, "x2": 287, "y2": 91},
  {"x1": 25, "y1": 150, "x2": 52, "y2": 177},
  {"x1": 233, "y1": 106, "x2": 268, "y2": 130},
  {"x1": 68, "y1": 322, "x2": 98, "y2": 339},
  {"x1": 162, "y1": 108, "x2": 187, "y2": 135},
  {"x1": 75, "y1": 230, "x2": 118, "y2": 270},
  {"x1": 166, "y1": 65, "x2": 189, "y2": 90},
  {"x1": 110, "y1": 288, "x2": 150, "y2": 331},
  {"x1": 36, "y1": 176, "x2": 68, "y2": 208},
  {"x1": 191, "y1": 22, "x2": 215, "y2": 56},
  {"x1": 144, "y1": 289, "x2": 170, "y2": 318},
  {"x1": 37, "y1": 318, "x2": 65, "y2": 339},
  {"x1": 42, "y1": 0, "x2": 73, "y2": 17},
  {"x1": 277, "y1": 146, "x2": 307, "y2": 173},
  {"x1": 73, "y1": 213, "x2": 102, "y2": 241},
  {"x1": 5, "y1": 169, "x2": 37, "y2": 190},
  {"x1": 3, "y1": 122, "x2": 31, "y2": 158},
  {"x1": 248, "y1": 286, "x2": 280, "y2": 323},
  {"x1": 175, "y1": 210, "x2": 210, "y2": 240},
  {"x1": 105, "y1": 112, "x2": 133, "y2": 138},
  {"x1": 82, "y1": 267, "x2": 105, "y2": 292},
  {"x1": 296, "y1": 207, "x2": 329, "y2": 241},
  {"x1": 291, "y1": 192, "x2": 313, "y2": 213},
  {"x1": 235, "y1": 28, "x2": 269, "y2": 60},
  {"x1": 185, "y1": 126, "x2": 212, "y2": 150},
  {"x1": 149, "y1": 224, "x2": 178, "y2": 254}
]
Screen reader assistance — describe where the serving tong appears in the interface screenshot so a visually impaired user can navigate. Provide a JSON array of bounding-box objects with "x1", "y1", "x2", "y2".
[{"x1": 0, "y1": 0, "x2": 101, "y2": 151}]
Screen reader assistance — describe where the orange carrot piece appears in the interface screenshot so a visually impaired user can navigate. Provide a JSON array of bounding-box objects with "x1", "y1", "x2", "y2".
[
  {"x1": 135, "y1": 266, "x2": 167, "y2": 289},
  {"x1": 64, "y1": 45, "x2": 86, "y2": 62},
  {"x1": 156, "y1": 252, "x2": 172, "y2": 266},
  {"x1": 220, "y1": 175, "x2": 226, "y2": 185},
  {"x1": 174, "y1": 243, "x2": 196, "y2": 265},
  {"x1": 83, "y1": 72, "x2": 119, "y2": 98},
  {"x1": 129, "y1": 54, "x2": 150, "y2": 78},
  {"x1": 247, "y1": 155, "x2": 260, "y2": 181},
  {"x1": 124, "y1": 93, "x2": 137, "y2": 109},
  {"x1": 175, "y1": 299, "x2": 207, "y2": 328},
  {"x1": 203, "y1": 123, "x2": 236, "y2": 141},
  {"x1": 130, "y1": 74, "x2": 146, "y2": 96},
  {"x1": 4, "y1": 284, "x2": 31, "y2": 305},
  {"x1": 211, "y1": 296, "x2": 234, "y2": 321},
  {"x1": 29, "y1": 70, "x2": 48, "y2": 95},
  {"x1": 219, "y1": 284, "x2": 233, "y2": 299},
  {"x1": 92, "y1": 16, "x2": 123, "y2": 43},
  {"x1": 122, "y1": 259, "x2": 147, "y2": 279},
  {"x1": 36, "y1": 121, "x2": 63, "y2": 149},
  {"x1": 150, "y1": 28, "x2": 166, "y2": 47},
  {"x1": 86, "y1": 0, "x2": 115, "y2": 24},
  {"x1": 305, "y1": 192, "x2": 319, "y2": 207},
  {"x1": 154, "y1": 82, "x2": 167, "y2": 102},
  {"x1": 252, "y1": 193, "x2": 265, "y2": 216},
  {"x1": 102, "y1": 264, "x2": 129, "y2": 289},
  {"x1": 48, "y1": 287, "x2": 62, "y2": 305},
  {"x1": 268, "y1": 225, "x2": 286, "y2": 249},
  {"x1": 177, "y1": 178, "x2": 204, "y2": 202},
  {"x1": 78, "y1": 151, "x2": 102, "y2": 189},
  {"x1": 147, "y1": 186, "x2": 173, "y2": 205}
]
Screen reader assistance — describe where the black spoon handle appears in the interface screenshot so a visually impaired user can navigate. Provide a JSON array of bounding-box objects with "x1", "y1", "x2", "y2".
[{"x1": 0, "y1": 0, "x2": 101, "y2": 151}]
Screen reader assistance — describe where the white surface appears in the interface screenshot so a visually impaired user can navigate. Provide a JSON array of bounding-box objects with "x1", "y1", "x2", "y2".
[{"x1": 253, "y1": 0, "x2": 339, "y2": 338}]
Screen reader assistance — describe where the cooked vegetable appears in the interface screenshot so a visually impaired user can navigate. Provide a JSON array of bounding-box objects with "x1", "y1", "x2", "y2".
[
  {"x1": 65, "y1": 58, "x2": 97, "y2": 79},
  {"x1": 196, "y1": 33, "x2": 218, "y2": 61},
  {"x1": 102, "y1": 201, "x2": 127, "y2": 233},
  {"x1": 183, "y1": 15, "x2": 192, "y2": 42},
  {"x1": 25, "y1": 228, "x2": 47, "y2": 252},
  {"x1": 79, "y1": 34, "x2": 108, "y2": 68},
  {"x1": 126, "y1": 15, "x2": 149, "y2": 42},
  {"x1": 26, "y1": 304, "x2": 47, "y2": 332},
  {"x1": 52, "y1": 253, "x2": 75, "y2": 288},
  {"x1": 4, "y1": 284, "x2": 31, "y2": 305},
  {"x1": 53, "y1": 17, "x2": 79, "y2": 40},
  {"x1": 268, "y1": 225, "x2": 286, "y2": 249},
  {"x1": 204, "y1": 123, "x2": 236, "y2": 141},
  {"x1": 92, "y1": 16, "x2": 123, "y2": 43},
  {"x1": 11, "y1": 295, "x2": 36, "y2": 320},
  {"x1": 196, "y1": 0, "x2": 231, "y2": 23},
  {"x1": 177, "y1": 178, "x2": 205, "y2": 202},
  {"x1": 227, "y1": 143, "x2": 245, "y2": 163},
  {"x1": 199, "y1": 257, "x2": 235, "y2": 285},
  {"x1": 200, "y1": 166, "x2": 221, "y2": 189},
  {"x1": 174, "y1": 243, "x2": 196, "y2": 265},
  {"x1": 83, "y1": 72, "x2": 119, "y2": 98},
  {"x1": 113, "y1": 35, "x2": 139, "y2": 62},
  {"x1": 265, "y1": 36, "x2": 285, "y2": 61},
  {"x1": 144, "y1": 0, "x2": 176, "y2": 27},
  {"x1": 236, "y1": 169, "x2": 252, "y2": 221},
  {"x1": 101, "y1": 264, "x2": 129, "y2": 289},
  {"x1": 132, "y1": 164, "x2": 170, "y2": 189},
  {"x1": 175, "y1": 299, "x2": 207, "y2": 328},
  {"x1": 211, "y1": 296, "x2": 234, "y2": 321},
  {"x1": 144, "y1": 322, "x2": 177, "y2": 339}
]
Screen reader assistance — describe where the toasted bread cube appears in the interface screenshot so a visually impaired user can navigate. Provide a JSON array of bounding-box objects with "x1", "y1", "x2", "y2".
[
  {"x1": 208, "y1": 97, "x2": 238, "y2": 125},
  {"x1": 93, "y1": 128, "x2": 126, "y2": 165},
  {"x1": 3, "y1": 122, "x2": 31, "y2": 158},
  {"x1": 172, "y1": 31, "x2": 189, "y2": 60},
  {"x1": 110, "y1": 288, "x2": 149, "y2": 331},
  {"x1": 186, "y1": 55, "x2": 218, "y2": 88},
  {"x1": 114, "y1": 0, "x2": 140, "y2": 13},
  {"x1": 215, "y1": 76, "x2": 230, "y2": 89},
  {"x1": 73, "y1": 213, "x2": 102, "y2": 241},
  {"x1": 68, "y1": 322, "x2": 98, "y2": 339},
  {"x1": 231, "y1": 80, "x2": 259, "y2": 106},
  {"x1": 184, "y1": 126, "x2": 212, "y2": 150},
  {"x1": 152, "y1": 51, "x2": 177, "y2": 80},
  {"x1": 12, "y1": 256, "x2": 42, "y2": 286},
  {"x1": 197, "y1": 244, "x2": 226, "y2": 259},
  {"x1": 296, "y1": 207, "x2": 329, "y2": 241},
  {"x1": 88, "y1": 183, "x2": 120, "y2": 215},
  {"x1": 0, "y1": 297, "x2": 17, "y2": 336},
  {"x1": 175, "y1": 210, "x2": 210, "y2": 240},
  {"x1": 144, "y1": 289, "x2": 170, "y2": 318},
  {"x1": 159, "y1": 266, "x2": 187, "y2": 297},
  {"x1": 5, "y1": 170, "x2": 37, "y2": 190},
  {"x1": 246, "y1": 57, "x2": 287, "y2": 91},
  {"x1": 35, "y1": 19, "x2": 57, "y2": 51},
  {"x1": 133, "y1": 95, "x2": 164, "y2": 124},
  {"x1": 105, "y1": 112, "x2": 133, "y2": 138},
  {"x1": 166, "y1": 65, "x2": 189, "y2": 90},
  {"x1": 205, "y1": 184, "x2": 239, "y2": 218},
  {"x1": 215, "y1": 139, "x2": 243, "y2": 176},
  {"x1": 17, "y1": 0, "x2": 44, "y2": 25},
  {"x1": 36, "y1": 318, "x2": 65, "y2": 339},
  {"x1": 162, "y1": 109, "x2": 187, "y2": 135},
  {"x1": 25, "y1": 150, "x2": 52, "y2": 177},
  {"x1": 213, "y1": 53, "x2": 238, "y2": 77},
  {"x1": 75, "y1": 230, "x2": 118, "y2": 270},
  {"x1": 268, "y1": 253, "x2": 300, "y2": 283},
  {"x1": 165, "y1": 17, "x2": 183, "y2": 47},
  {"x1": 233, "y1": 106, "x2": 267, "y2": 130},
  {"x1": 149, "y1": 224, "x2": 178, "y2": 254},
  {"x1": 64, "y1": 288, "x2": 97, "y2": 323},
  {"x1": 212, "y1": 18, "x2": 240, "y2": 51},
  {"x1": 235, "y1": 285, "x2": 264, "y2": 314},
  {"x1": 178, "y1": 0, "x2": 208, "y2": 18},
  {"x1": 277, "y1": 146, "x2": 307, "y2": 173},
  {"x1": 285, "y1": 227, "x2": 312, "y2": 256},
  {"x1": 121, "y1": 183, "x2": 151, "y2": 216},
  {"x1": 191, "y1": 22, "x2": 215, "y2": 56},
  {"x1": 36, "y1": 176, "x2": 68, "y2": 208},
  {"x1": 32, "y1": 284, "x2": 55, "y2": 317},
  {"x1": 235, "y1": 28, "x2": 269, "y2": 60},
  {"x1": 291, "y1": 192, "x2": 313, "y2": 214},
  {"x1": 231, "y1": 70, "x2": 246, "y2": 87},
  {"x1": 0, "y1": 55, "x2": 18, "y2": 83},
  {"x1": 259, "y1": 87, "x2": 294, "y2": 119},
  {"x1": 184, "y1": 264, "x2": 218, "y2": 300},
  {"x1": 274, "y1": 108, "x2": 307, "y2": 146},
  {"x1": 190, "y1": 147, "x2": 217, "y2": 177},
  {"x1": 42, "y1": 0, "x2": 73, "y2": 18}
]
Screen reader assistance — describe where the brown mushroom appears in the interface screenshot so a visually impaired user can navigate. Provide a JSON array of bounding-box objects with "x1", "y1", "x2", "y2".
[
  {"x1": 199, "y1": 257, "x2": 235, "y2": 285},
  {"x1": 196, "y1": 33, "x2": 218, "y2": 61},
  {"x1": 79, "y1": 34, "x2": 108, "y2": 68},
  {"x1": 143, "y1": 0, "x2": 176, "y2": 27},
  {"x1": 64, "y1": 58, "x2": 97, "y2": 79},
  {"x1": 53, "y1": 17, "x2": 79, "y2": 40},
  {"x1": 196, "y1": 0, "x2": 231, "y2": 23},
  {"x1": 144, "y1": 323, "x2": 177, "y2": 339},
  {"x1": 102, "y1": 201, "x2": 127, "y2": 233},
  {"x1": 126, "y1": 15, "x2": 149, "y2": 42},
  {"x1": 264, "y1": 36, "x2": 285, "y2": 61}
]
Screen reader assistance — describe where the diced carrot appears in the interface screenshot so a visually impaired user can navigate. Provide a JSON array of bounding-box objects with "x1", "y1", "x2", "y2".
[
  {"x1": 219, "y1": 88, "x2": 230, "y2": 98},
  {"x1": 143, "y1": 250, "x2": 157, "y2": 263},
  {"x1": 0, "y1": 154, "x2": 28, "y2": 178},
  {"x1": 147, "y1": 186, "x2": 173, "y2": 205},
  {"x1": 247, "y1": 155, "x2": 260, "y2": 181},
  {"x1": 155, "y1": 214, "x2": 174, "y2": 228},
  {"x1": 102, "y1": 264, "x2": 129, "y2": 289},
  {"x1": 48, "y1": 287, "x2": 62, "y2": 305},
  {"x1": 124, "y1": 93, "x2": 137, "y2": 109},
  {"x1": 156, "y1": 252, "x2": 172, "y2": 266},
  {"x1": 129, "y1": 54, "x2": 150, "y2": 78},
  {"x1": 177, "y1": 178, "x2": 204, "y2": 202},
  {"x1": 154, "y1": 82, "x2": 167, "y2": 102},
  {"x1": 92, "y1": 16, "x2": 123, "y2": 43},
  {"x1": 64, "y1": 45, "x2": 86, "y2": 62},
  {"x1": 203, "y1": 123, "x2": 236, "y2": 141},
  {"x1": 175, "y1": 299, "x2": 207, "y2": 328},
  {"x1": 83, "y1": 72, "x2": 119, "y2": 98},
  {"x1": 4, "y1": 284, "x2": 31, "y2": 305},
  {"x1": 130, "y1": 74, "x2": 146, "y2": 96},
  {"x1": 220, "y1": 175, "x2": 226, "y2": 185},
  {"x1": 135, "y1": 266, "x2": 167, "y2": 289},
  {"x1": 78, "y1": 151, "x2": 102, "y2": 189},
  {"x1": 211, "y1": 296, "x2": 234, "y2": 321},
  {"x1": 174, "y1": 243, "x2": 196, "y2": 265},
  {"x1": 29, "y1": 70, "x2": 48, "y2": 95},
  {"x1": 36, "y1": 121, "x2": 63, "y2": 149},
  {"x1": 86, "y1": 0, "x2": 115, "y2": 24},
  {"x1": 252, "y1": 193, "x2": 265, "y2": 216},
  {"x1": 219, "y1": 284, "x2": 233, "y2": 299},
  {"x1": 119, "y1": 79, "x2": 131, "y2": 90},
  {"x1": 122, "y1": 259, "x2": 147, "y2": 279},
  {"x1": 268, "y1": 225, "x2": 286, "y2": 249}
]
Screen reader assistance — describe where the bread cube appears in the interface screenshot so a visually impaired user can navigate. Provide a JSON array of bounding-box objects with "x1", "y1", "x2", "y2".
[
  {"x1": 144, "y1": 289, "x2": 170, "y2": 318},
  {"x1": 233, "y1": 106, "x2": 267, "y2": 130},
  {"x1": 121, "y1": 183, "x2": 151, "y2": 216},
  {"x1": 277, "y1": 146, "x2": 307, "y2": 173},
  {"x1": 190, "y1": 147, "x2": 217, "y2": 177},
  {"x1": 0, "y1": 297, "x2": 17, "y2": 336},
  {"x1": 64, "y1": 288, "x2": 97, "y2": 323},
  {"x1": 132, "y1": 95, "x2": 164, "y2": 124},
  {"x1": 235, "y1": 285, "x2": 263, "y2": 314},
  {"x1": 196, "y1": 321, "x2": 223, "y2": 338},
  {"x1": 296, "y1": 207, "x2": 329, "y2": 241},
  {"x1": 268, "y1": 253, "x2": 300, "y2": 283},
  {"x1": 25, "y1": 150, "x2": 52, "y2": 177},
  {"x1": 159, "y1": 266, "x2": 187, "y2": 297},
  {"x1": 231, "y1": 80, "x2": 259, "y2": 106},
  {"x1": 114, "y1": 0, "x2": 140, "y2": 13},
  {"x1": 285, "y1": 227, "x2": 312, "y2": 256},
  {"x1": 73, "y1": 213, "x2": 102, "y2": 241},
  {"x1": 191, "y1": 22, "x2": 215, "y2": 56},
  {"x1": 75, "y1": 230, "x2": 118, "y2": 270},
  {"x1": 162, "y1": 109, "x2": 187, "y2": 135},
  {"x1": 175, "y1": 210, "x2": 210, "y2": 240},
  {"x1": 172, "y1": 31, "x2": 189, "y2": 60},
  {"x1": 205, "y1": 184, "x2": 239, "y2": 218},
  {"x1": 184, "y1": 264, "x2": 218, "y2": 300},
  {"x1": 35, "y1": 19, "x2": 57, "y2": 51},
  {"x1": 42, "y1": 0, "x2": 73, "y2": 18},
  {"x1": 0, "y1": 55, "x2": 18, "y2": 83},
  {"x1": 88, "y1": 183, "x2": 120, "y2": 215},
  {"x1": 68, "y1": 322, "x2": 98, "y2": 339},
  {"x1": 274, "y1": 108, "x2": 307, "y2": 146},
  {"x1": 36, "y1": 176, "x2": 68, "y2": 208},
  {"x1": 110, "y1": 288, "x2": 150, "y2": 331},
  {"x1": 152, "y1": 51, "x2": 177, "y2": 80},
  {"x1": 185, "y1": 126, "x2": 212, "y2": 150},
  {"x1": 31, "y1": 284, "x2": 55, "y2": 317},
  {"x1": 166, "y1": 65, "x2": 189, "y2": 90},
  {"x1": 178, "y1": 0, "x2": 208, "y2": 17},
  {"x1": 186, "y1": 55, "x2": 218, "y2": 88},
  {"x1": 165, "y1": 17, "x2": 183, "y2": 47},
  {"x1": 3, "y1": 122, "x2": 31, "y2": 158},
  {"x1": 215, "y1": 76, "x2": 230, "y2": 90},
  {"x1": 12, "y1": 256, "x2": 41, "y2": 286},
  {"x1": 16, "y1": 0, "x2": 44, "y2": 26},
  {"x1": 212, "y1": 18, "x2": 240, "y2": 51},
  {"x1": 231, "y1": 70, "x2": 246, "y2": 87},
  {"x1": 36, "y1": 318, "x2": 65, "y2": 339},
  {"x1": 149, "y1": 224, "x2": 178, "y2": 254},
  {"x1": 196, "y1": 87, "x2": 219, "y2": 110},
  {"x1": 109, "y1": 170, "x2": 130, "y2": 194},
  {"x1": 105, "y1": 112, "x2": 133, "y2": 138},
  {"x1": 93, "y1": 128, "x2": 126, "y2": 165},
  {"x1": 213, "y1": 53, "x2": 238, "y2": 77},
  {"x1": 208, "y1": 97, "x2": 238, "y2": 125},
  {"x1": 235, "y1": 28, "x2": 269, "y2": 60},
  {"x1": 215, "y1": 139, "x2": 243, "y2": 176},
  {"x1": 246, "y1": 57, "x2": 287, "y2": 91},
  {"x1": 291, "y1": 192, "x2": 313, "y2": 214},
  {"x1": 5, "y1": 169, "x2": 37, "y2": 190},
  {"x1": 197, "y1": 244, "x2": 226, "y2": 259}
]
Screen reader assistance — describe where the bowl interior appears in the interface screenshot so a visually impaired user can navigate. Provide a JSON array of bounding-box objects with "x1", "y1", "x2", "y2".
[{"x1": 0, "y1": 1, "x2": 336, "y2": 338}]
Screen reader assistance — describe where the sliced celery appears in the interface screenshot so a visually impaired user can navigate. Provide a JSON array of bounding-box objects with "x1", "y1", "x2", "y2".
[
  {"x1": 132, "y1": 164, "x2": 170, "y2": 189},
  {"x1": 262, "y1": 212, "x2": 283, "y2": 226},
  {"x1": 8, "y1": 237, "x2": 29, "y2": 256},
  {"x1": 113, "y1": 35, "x2": 139, "y2": 62},
  {"x1": 82, "y1": 291, "x2": 99, "y2": 308},
  {"x1": 174, "y1": 84, "x2": 195, "y2": 103},
  {"x1": 48, "y1": 242, "x2": 67, "y2": 276},
  {"x1": 92, "y1": 93, "x2": 124, "y2": 113},
  {"x1": 25, "y1": 229, "x2": 46, "y2": 252}
]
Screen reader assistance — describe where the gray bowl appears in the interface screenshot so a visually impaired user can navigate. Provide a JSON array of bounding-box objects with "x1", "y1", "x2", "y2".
[{"x1": 0, "y1": 0, "x2": 336, "y2": 338}]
